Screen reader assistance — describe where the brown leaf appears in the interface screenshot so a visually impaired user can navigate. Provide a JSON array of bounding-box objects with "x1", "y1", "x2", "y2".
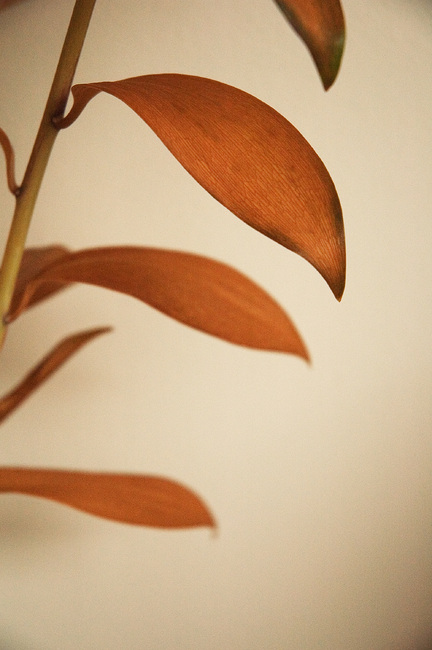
[
  {"x1": 0, "y1": 467, "x2": 216, "y2": 528},
  {"x1": 0, "y1": 327, "x2": 111, "y2": 425},
  {"x1": 57, "y1": 75, "x2": 345, "y2": 299},
  {"x1": 273, "y1": 0, "x2": 345, "y2": 90},
  {"x1": 9, "y1": 245, "x2": 72, "y2": 319},
  {"x1": 10, "y1": 246, "x2": 309, "y2": 359}
]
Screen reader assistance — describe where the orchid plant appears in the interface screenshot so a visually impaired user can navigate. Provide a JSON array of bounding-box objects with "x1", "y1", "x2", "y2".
[{"x1": 0, "y1": 0, "x2": 346, "y2": 530}]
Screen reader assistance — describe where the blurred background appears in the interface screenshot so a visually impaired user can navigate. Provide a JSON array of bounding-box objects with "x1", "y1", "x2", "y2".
[{"x1": 0, "y1": 0, "x2": 431, "y2": 648}]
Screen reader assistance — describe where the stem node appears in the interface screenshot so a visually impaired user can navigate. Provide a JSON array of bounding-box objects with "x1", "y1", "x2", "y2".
[{"x1": 0, "y1": 0, "x2": 97, "y2": 334}]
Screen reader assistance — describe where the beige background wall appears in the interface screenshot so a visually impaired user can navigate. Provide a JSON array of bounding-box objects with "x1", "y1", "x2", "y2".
[{"x1": 1, "y1": 1, "x2": 431, "y2": 648}]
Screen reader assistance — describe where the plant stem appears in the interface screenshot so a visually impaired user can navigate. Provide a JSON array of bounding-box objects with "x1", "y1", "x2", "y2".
[{"x1": 0, "y1": 0, "x2": 97, "y2": 350}]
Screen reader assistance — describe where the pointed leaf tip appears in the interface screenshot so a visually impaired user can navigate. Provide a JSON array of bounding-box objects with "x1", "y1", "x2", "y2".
[
  {"x1": 0, "y1": 468, "x2": 216, "y2": 529},
  {"x1": 0, "y1": 327, "x2": 111, "y2": 425},
  {"x1": 273, "y1": 0, "x2": 345, "y2": 90},
  {"x1": 58, "y1": 74, "x2": 346, "y2": 297}
]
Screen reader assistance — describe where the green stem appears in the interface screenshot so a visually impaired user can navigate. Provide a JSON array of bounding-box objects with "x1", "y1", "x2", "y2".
[{"x1": 0, "y1": 0, "x2": 97, "y2": 350}]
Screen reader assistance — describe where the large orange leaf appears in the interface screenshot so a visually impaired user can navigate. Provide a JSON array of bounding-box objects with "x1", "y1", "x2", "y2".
[
  {"x1": 273, "y1": 0, "x2": 345, "y2": 90},
  {"x1": 58, "y1": 75, "x2": 346, "y2": 299},
  {"x1": 10, "y1": 246, "x2": 309, "y2": 358},
  {"x1": 0, "y1": 327, "x2": 111, "y2": 424},
  {"x1": 0, "y1": 467, "x2": 215, "y2": 528},
  {"x1": 9, "y1": 245, "x2": 72, "y2": 319}
]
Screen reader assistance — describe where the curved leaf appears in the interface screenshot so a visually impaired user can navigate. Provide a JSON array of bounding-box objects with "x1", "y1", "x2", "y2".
[
  {"x1": 10, "y1": 246, "x2": 309, "y2": 359},
  {"x1": 9, "y1": 245, "x2": 72, "y2": 319},
  {"x1": 0, "y1": 468, "x2": 215, "y2": 529},
  {"x1": 0, "y1": 127, "x2": 18, "y2": 194},
  {"x1": 273, "y1": 0, "x2": 345, "y2": 90},
  {"x1": 0, "y1": 327, "x2": 111, "y2": 425},
  {"x1": 58, "y1": 74, "x2": 345, "y2": 299}
]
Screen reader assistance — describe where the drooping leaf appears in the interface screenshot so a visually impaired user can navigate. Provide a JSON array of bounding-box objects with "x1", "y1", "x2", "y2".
[
  {"x1": 0, "y1": 467, "x2": 215, "y2": 528},
  {"x1": 273, "y1": 0, "x2": 345, "y2": 90},
  {"x1": 9, "y1": 245, "x2": 72, "y2": 319},
  {"x1": 10, "y1": 246, "x2": 309, "y2": 359},
  {"x1": 57, "y1": 74, "x2": 346, "y2": 299},
  {"x1": 0, "y1": 327, "x2": 111, "y2": 425}
]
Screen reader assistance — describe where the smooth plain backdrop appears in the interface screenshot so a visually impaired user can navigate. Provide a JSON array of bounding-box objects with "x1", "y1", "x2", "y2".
[{"x1": 1, "y1": 1, "x2": 431, "y2": 648}]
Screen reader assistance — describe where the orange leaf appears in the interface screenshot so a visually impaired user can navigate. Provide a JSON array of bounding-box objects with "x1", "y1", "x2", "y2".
[
  {"x1": 57, "y1": 75, "x2": 346, "y2": 299},
  {"x1": 9, "y1": 245, "x2": 72, "y2": 319},
  {"x1": 273, "y1": 0, "x2": 345, "y2": 90},
  {"x1": 0, "y1": 327, "x2": 111, "y2": 425},
  {"x1": 10, "y1": 246, "x2": 309, "y2": 359},
  {"x1": 0, "y1": 467, "x2": 215, "y2": 529}
]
